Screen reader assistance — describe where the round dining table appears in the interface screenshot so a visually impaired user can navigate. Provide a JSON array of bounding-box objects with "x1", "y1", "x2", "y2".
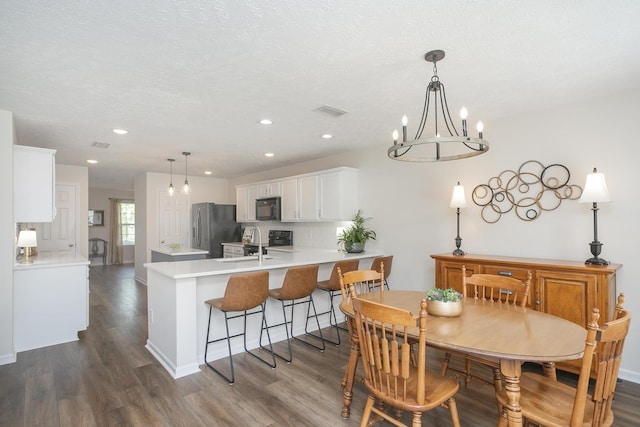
[{"x1": 339, "y1": 290, "x2": 587, "y2": 427}]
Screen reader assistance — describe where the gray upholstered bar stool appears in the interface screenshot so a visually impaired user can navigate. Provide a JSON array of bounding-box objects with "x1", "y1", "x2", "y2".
[
  {"x1": 369, "y1": 255, "x2": 393, "y2": 290},
  {"x1": 261, "y1": 264, "x2": 324, "y2": 362},
  {"x1": 306, "y1": 258, "x2": 360, "y2": 345},
  {"x1": 204, "y1": 270, "x2": 276, "y2": 384}
]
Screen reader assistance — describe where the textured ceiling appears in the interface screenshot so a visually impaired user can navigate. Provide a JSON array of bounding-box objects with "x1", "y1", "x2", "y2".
[{"x1": 2, "y1": 1, "x2": 640, "y2": 190}]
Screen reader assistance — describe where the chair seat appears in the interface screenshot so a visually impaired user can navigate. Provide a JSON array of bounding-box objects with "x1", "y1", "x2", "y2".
[
  {"x1": 496, "y1": 371, "x2": 613, "y2": 427},
  {"x1": 369, "y1": 369, "x2": 459, "y2": 412},
  {"x1": 205, "y1": 297, "x2": 225, "y2": 311},
  {"x1": 316, "y1": 279, "x2": 338, "y2": 291}
]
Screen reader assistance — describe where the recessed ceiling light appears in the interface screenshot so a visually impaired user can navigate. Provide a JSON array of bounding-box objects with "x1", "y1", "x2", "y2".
[
  {"x1": 87, "y1": 159, "x2": 98, "y2": 164},
  {"x1": 259, "y1": 119, "x2": 273, "y2": 125},
  {"x1": 322, "y1": 134, "x2": 333, "y2": 139},
  {"x1": 204, "y1": 171, "x2": 212, "y2": 175},
  {"x1": 264, "y1": 152, "x2": 275, "y2": 157},
  {"x1": 112, "y1": 128, "x2": 128, "y2": 135}
]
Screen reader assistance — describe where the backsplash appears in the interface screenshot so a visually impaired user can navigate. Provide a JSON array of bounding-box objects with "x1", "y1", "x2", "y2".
[{"x1": 243, "y1": 221, "x2": 352, "y2": 250}]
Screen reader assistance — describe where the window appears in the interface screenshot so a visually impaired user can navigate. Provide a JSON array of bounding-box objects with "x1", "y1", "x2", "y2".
[{"x1": 120, "y1": 201, "x2": 135, "y2": 245}]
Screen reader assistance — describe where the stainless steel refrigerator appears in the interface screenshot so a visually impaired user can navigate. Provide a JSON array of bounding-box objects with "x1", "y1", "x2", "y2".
[{"x1": 191, "y1": 203, "x2": 241, "y2": 258}]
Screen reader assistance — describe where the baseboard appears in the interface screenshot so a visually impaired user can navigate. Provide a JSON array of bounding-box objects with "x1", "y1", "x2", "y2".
[
  {"x1": 134, "y1": 275, "x2": 147, "y2": 286},
  {"x1": 618, "y1": 368, "x2": 640, "y2": 384},
  {"x1": 0, "y1": 352, "x2": 16, "y2": 365}
]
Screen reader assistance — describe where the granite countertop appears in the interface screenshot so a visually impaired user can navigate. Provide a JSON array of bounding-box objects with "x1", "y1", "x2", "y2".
[{"x1": 14, "y1": 251, "x2": 90, "y2": 270}]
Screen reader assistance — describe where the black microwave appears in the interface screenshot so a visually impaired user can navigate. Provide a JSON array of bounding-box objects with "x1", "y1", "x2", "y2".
[{"x1": 256, "y1": 197, "x2": 281, "y2": 221}]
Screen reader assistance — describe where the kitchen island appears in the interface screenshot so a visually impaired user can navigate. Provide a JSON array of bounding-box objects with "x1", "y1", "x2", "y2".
[{"x1": 144, "y1": 248, "x2": 382, "y2": 378}]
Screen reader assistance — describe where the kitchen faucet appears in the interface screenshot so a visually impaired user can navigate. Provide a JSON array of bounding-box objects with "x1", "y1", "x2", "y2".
[{"x1": 253, "y1": 226, "x2": 263, "y2": 262}]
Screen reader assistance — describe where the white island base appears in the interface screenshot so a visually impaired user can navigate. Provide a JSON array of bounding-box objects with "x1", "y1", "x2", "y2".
[{"x1": 144, "y1": 248, "x2": 381, "y2": 378}]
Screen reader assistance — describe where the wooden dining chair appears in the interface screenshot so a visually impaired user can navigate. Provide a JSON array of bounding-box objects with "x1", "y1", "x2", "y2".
[
  {"x1": 337, "y1": 266, "x2": 386, "y2": 407},
  {"x1": 351, "y1": 290, "x2": 461, "y2": 427},
  {"x1": 440, "y1": 265, "x2": 532, "y2": 395},
  {"x1": 496, "y1": 293, "x2": 631, "y2": 427}
]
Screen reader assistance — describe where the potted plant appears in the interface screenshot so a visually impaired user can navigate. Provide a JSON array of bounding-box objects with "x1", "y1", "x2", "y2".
[
  {"x1": 425, "y1": 287, "x2": 464, "y2": 317},
  {"x1": 338, "y1": 210, "x2": 377, "y2": 253}
]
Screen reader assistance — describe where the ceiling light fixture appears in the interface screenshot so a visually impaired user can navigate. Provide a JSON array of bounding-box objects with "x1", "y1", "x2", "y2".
[
  {"x1": 182, "y1": 152, "x2": 190, "y2": 194},
  {"x1": 167, "y1": 158, "x2": 175, "y2": 196},
  {"x1": 322, "y1": 134, "x2": 333, "y2": 139},
  {"x1": 264, "y1": 152, "x2": 275, "y2": 157},
  {"x1": 388, "y1": 50, "x2": 489, "y2": 162},
  {"x1": 112, "y1": 128, "x2": 128, "y2": 135},
  {"x1": 259, "y1": 119, "x2": 273, "y2": 125},
  {"x1": 204, "y1": 171, "x2": 212, "y2": 175},
  {"x1": 87, "y1": 159, "x2": 98, "y2": 164}
]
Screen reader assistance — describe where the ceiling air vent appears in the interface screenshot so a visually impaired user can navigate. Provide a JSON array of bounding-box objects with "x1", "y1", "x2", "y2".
[
  {"x1": 91, "y1": 141, "x2": 111, "y2": 149},
  {"x1": 314, "y1": 105, "x2": 349, "y2": 117}
]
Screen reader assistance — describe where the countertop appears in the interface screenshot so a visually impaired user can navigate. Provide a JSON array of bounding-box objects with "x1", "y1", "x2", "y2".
[
  {"x1": 14, "y1": 251, "x2": 90, "y2": 270},
  {"x1": 150, "y1": 247, "x2": 209, "y2": 256},
  {"x1": 145, "y1": 247, "x2": 383, "y2": 280}
]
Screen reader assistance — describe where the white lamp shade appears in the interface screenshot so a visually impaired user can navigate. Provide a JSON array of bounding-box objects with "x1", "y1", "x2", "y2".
[
  {"x1": 18, "y1": 230, "x2": 37, "y2": 247},
  {"x1": 449, "y1": 183, "x2": 468, "y2": 208},
  {"x1": 579, "y1": 170, "x2": 610, "y2": 203}
]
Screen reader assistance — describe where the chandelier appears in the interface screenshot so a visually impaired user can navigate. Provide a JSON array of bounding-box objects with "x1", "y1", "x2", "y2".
[{"x1": 388, "y1": 50, "x2": 489, "y2": 162}]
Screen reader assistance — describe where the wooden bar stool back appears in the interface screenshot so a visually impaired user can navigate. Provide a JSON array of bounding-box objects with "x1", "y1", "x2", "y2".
[
  {"x1": 261, "y1": 264, "x2": 324, "y2": 362},
  {"x1": 306, "y1": 258, "x2": 359, "y2": 346},
  {"x1": 204, "y1": 270, "x2": 276, "y2": 384},
  {"x1": 351, "y1": 291, "x2": 461, "y2": 427},
  {"x1": 497, "y1": 293, "x2": 631, "y2": 427}
]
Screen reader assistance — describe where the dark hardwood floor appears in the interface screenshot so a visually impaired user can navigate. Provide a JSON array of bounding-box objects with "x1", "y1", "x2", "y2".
[{"x1": 1, "y1": 264, "x2": 638, "y2": 426}]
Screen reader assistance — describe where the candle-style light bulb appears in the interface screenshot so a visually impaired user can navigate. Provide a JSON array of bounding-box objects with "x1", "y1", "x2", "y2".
[
  {"x1": 392, "y1": 129, "x2": 399, "y2": 144},
  {"x1": 460, "y1": 107, "x2": 468, "y2": 137},
  {"x1": 476, "y1": 120, "x2": 484, "y2": 139},
  {"x1": 401, "y1": 115, "x2": 408, "y2": 142}
]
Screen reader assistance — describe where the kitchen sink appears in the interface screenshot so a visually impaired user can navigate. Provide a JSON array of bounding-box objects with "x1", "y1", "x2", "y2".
[{"x1": 215, "y1": 255, "x2": 277, "y2": 263}]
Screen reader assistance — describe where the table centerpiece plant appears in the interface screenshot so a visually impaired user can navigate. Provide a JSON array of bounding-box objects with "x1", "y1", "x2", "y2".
[
  {"x1": 337, "y1": 209, "x2": 376, "y2": 253},
  {"x1": 425, "y1": 287, "x2": 464, "y2": 317}
]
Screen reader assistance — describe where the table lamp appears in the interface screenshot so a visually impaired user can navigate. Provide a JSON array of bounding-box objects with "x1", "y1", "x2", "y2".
[
  {"x1": 17, "y1": 230, "x2": 38, "y2": 264},
  {"x1": 450, "y1": 181, "x2": 468, "y2": 255},
  {"x1": 578, "y1": 168, "x2": 610, "y2": 265}
]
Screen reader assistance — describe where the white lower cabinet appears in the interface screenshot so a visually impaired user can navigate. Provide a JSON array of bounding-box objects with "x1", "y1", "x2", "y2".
[
  {"x1": 222, "y1": 244, "x2": 244, "y2": 258},
  {"x1": 14, "y1": 263, "x2": 89, "y2": 352}
]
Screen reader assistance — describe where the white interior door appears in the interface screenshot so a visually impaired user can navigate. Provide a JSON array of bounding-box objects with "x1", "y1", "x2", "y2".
[
  {"x1": 33, "y1": 184, "x2": 77, "y2": 252},
  {"x1": 158, "y1": 190, "x2": 190, "y2": 248}
]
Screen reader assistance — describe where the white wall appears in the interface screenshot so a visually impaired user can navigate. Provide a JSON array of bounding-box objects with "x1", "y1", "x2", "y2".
[
  {"x1": 88, "y1": 188, "x2": 136, "y2": 264},
  {"x1": 0, "y1": 110, "x2": 15, "y2": 364},
  {"x1": 134, "y1": 172, "x2": 232, "y2": 284},
  {"x1": 231, "y1": 89, "x2": 640, "y2": 381}
]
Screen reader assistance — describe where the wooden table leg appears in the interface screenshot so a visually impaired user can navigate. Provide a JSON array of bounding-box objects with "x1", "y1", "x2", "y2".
[
  {"x1": 341, "y1": 320, "x2": 360, "y2": 419},
  {"x1": 541, "y1": 361, "x2": 557, "y2": 380},
  {"x1": 500, "y1": 359, "x2": 523, "y2": 427}
]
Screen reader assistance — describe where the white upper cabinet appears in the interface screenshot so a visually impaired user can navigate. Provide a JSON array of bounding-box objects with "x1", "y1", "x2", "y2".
[
  {"x1": 258, "y1": 181, "x2": 281, "y2": 198},
  {"x1": 236, "y1": 184, "x2": 258, "y2": 222},
  {"x1": 14, "y1": 145, "x2": 57, "y2": 222},
  {"x1": 237, "y1": 167, "x2": 358, "y2": 223}
]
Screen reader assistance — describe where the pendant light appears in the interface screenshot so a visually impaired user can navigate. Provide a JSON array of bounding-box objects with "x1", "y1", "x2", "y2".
[
  {"x1": 182, "y1": 152, "x2": 191, "y2": 194},
  {"x1": 167, "y1": 158, "x2": 175, "y2": 196}
]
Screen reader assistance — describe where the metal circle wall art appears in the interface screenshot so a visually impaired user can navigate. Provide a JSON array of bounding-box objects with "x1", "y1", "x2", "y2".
[{"x1": 472, "y1": 160, "x2": 583, "y2": 223}]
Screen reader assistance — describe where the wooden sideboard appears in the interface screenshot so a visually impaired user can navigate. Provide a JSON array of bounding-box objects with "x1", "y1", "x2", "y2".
[{"x1": 431, "y1": 253, "x2": 622, "y2": 375}]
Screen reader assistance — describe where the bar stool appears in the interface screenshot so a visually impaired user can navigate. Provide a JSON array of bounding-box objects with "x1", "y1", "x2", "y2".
[
  {"x1": 369, "y1": 255, "x2": 393, "y2": 290},
  {"x1": 261, "y1": 264, "x2": 324, "y2": 363},
  {"x1": 306, "y1": 259, "x2": 360, "y2": 345},
  {"x1": 204, "y1": 270, "x2": 276, "y2": 384}
]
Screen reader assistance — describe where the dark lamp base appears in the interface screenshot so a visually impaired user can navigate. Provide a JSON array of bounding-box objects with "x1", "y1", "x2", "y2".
[
  {"x1": 585, "y1": 257, "x2": 609, "y2": 266},
  {"x1": 452, "y1": 248, "x2": 465, "y2": 256}
]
